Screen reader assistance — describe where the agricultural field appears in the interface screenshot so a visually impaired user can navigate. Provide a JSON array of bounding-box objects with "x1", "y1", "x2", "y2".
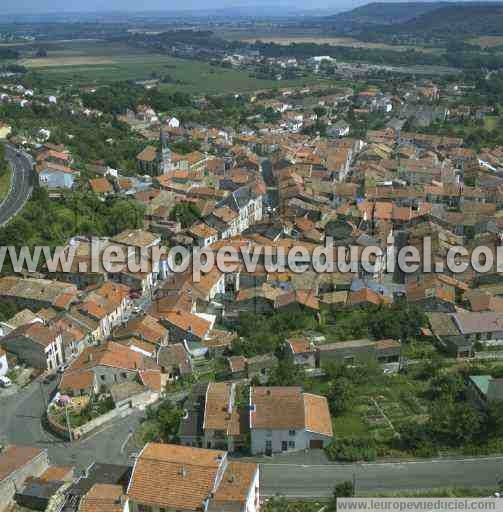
[
  {"x1": 224, "y1": 32, "x2": 441, "y2": 54},
  {"x1": 331, "y1": 372, "x2": 430, "y2": 443},
  {"x1": 17, "y1": 41, "x2": 321, "y2": 95},
  {"x1": 469, "y1": 36, "x2": 503, "y2": 48}
]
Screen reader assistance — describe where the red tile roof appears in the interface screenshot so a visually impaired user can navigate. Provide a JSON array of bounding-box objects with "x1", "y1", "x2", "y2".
[{"x1": 0, "y1": 445, "x2": 44, "y2": 482}]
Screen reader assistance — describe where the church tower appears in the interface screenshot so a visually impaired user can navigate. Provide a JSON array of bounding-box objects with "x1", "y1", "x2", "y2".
[{"x1": 159, "y1": 126, "x2": 171, "y2": 175}]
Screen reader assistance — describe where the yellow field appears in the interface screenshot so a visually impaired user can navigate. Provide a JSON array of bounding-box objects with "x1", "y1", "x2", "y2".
[
  {"x1": 469, "y1": 36, "x2": 503, "y2": 48},
  {"x1": 20, "y1": 56, "x2": 116, "y2": 68},
  {"x1": 236, "y1": 35, "x2": 438, "y2": 53}
]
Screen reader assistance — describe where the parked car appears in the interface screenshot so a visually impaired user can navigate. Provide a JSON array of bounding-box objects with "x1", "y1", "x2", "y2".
[{"x1": 0, "y1": 376, "x2": 12, "y2": 388}]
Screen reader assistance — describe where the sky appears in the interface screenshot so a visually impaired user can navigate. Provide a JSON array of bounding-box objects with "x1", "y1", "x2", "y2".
[
  {"x1": 5, "y1": 0, "x2": 311, "y2": 13},
  {"x1": 1, "y1": 0, "x2": 447, "y2": 15}
]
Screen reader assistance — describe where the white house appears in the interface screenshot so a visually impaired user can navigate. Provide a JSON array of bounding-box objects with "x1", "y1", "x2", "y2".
[
  {"x1": 218, "y1": 184, "x2": 263, "y2": 235},
  {"x1": 166, "y1": 116, "x2": 180, "y2": 128},
  {"x1": 249, "y1": 386, "x2": 333, "y2": 455},
  {"x1": 328, "y1": 120, "x2": 350, "y2": 138}
]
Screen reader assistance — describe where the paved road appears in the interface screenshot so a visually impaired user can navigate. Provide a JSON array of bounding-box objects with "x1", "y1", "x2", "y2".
[
  {"x1": 0, "y1": 144, "x2": 34, "y2": 226},
  {"x1": 2, "y1": 378, "x2": 503, "y2": 495},
  {"x1": 0, "y1": 377, "x2": 142, "y2": 471},
  {"x1": 260, "y1": 457, "x2": 503, "y2": 497}
]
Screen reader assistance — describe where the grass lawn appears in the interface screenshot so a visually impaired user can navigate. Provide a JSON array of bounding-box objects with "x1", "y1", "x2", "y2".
[
  {"x1": 20, "y1": 40, "x2": 322, "y2": 95},
  {"x1": 333, "y1": 411, "x2": 369, "y2": 438},
  {"x1": 0, "y1": 165, "x2": 12, "y2": 204},
  {"x1": 484, "y1": 116, "x2": 499, "y2": 130}
]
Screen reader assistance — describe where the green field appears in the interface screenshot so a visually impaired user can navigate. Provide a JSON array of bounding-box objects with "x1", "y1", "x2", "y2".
[
  {"x1": 19, "y1": 41, "x2": 321, "y2": 95},
  {"x1": 224, "y1": 32, "x2": 443, "y2": 55},
  {"x1": 484, "y1": 116, "x2": 499, "y2": 130}
]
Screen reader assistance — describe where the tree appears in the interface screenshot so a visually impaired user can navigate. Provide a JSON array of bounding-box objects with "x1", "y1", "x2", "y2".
[
  {"x1": 269, "y1": 357, "x2": 305, "y2": 387},
  {"x1": 170, "y1": 203, "x2": 201, "y2": 228},
  {"x1": 395, "y1": 421, "x2": 435, "y2": 456},
  {"x1": 328, "y1": 378, "x2": 355, "y2": 415},
  {"x1": 487, "y1": 401, "x2": 503, "y2": 438},
  {"x1": 428, "y1": 373, "x2": 465, "y2": 401},
  {"x1": 429, "y1": 401, "x2": 485, "y2": 446},
  {"x1": 143, "y1": 400, "x2": 183, "y2": 444},
  {"x1": 0, "y1": 144, "x2": 8, "y2": 177},
  {"x1": 333, "y1": 480, "x2": 354, "y2": 498},
  {"x1": 327, "y1": 480, "x2": 355, "y2": 511},
  {"x1": 107, "y1": 199, "x2": 145, "y2": 235},
  {"x1": 367, "y1": 303, "x2": 426, "y2": 342},
  {"x1": 418, "y1": 354, "x2": 444, "y2": 381},
  {"x1": 313, "y1": 106, "x2": 327, "y2": 119}
]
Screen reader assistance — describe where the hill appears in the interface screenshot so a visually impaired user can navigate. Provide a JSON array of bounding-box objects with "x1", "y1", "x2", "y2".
[
  {"x1": 399, "y1": 3, "x2": 503, "y2": 36},
  {"x1": 327, "y1": 2, "x2": 503, "y2": 39},
  {"x1": 327, "y1": 2, "x2": 448, "y2": 25}
]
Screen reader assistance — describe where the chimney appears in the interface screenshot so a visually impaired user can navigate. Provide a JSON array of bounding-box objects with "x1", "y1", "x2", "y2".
[{"x1": 179, "y1": 466, "x2": 188, "y2": 478}]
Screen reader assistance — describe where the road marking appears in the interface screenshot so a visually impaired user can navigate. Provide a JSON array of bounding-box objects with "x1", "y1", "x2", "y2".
[
  {"x1": 259, "y1": 455, "x2": 503, "y2": 469},
  {"x1": 121, "y1": 432, "x2": 133, "y2": 454}
]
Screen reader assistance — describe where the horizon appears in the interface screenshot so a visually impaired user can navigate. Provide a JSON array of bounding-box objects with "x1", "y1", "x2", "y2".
[{"x1": 2, "y1": 0, "x2": 497, "y2": 16}]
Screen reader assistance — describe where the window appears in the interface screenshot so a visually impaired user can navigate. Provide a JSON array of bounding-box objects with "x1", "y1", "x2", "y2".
[
  {"x1": 289, "y1": 430, "x2": 296, "y2": 436},
  {"x1": 100, "y1": 375, "x2": 106, "y2": 381},
  {"x1": 265, "y1": 440, "x2": 272, "y2": 449},
  {"x1": 137, "y1": 505, "x2": 152, "y2": 512},
  {"x1": 288, "y1": 441, "x2": 296, "y2": 449}
]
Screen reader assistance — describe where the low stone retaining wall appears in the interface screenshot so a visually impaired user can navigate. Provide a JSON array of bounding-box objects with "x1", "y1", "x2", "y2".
[{"x1": 45, "y1": 390, "x2": 159, "y2": 441}]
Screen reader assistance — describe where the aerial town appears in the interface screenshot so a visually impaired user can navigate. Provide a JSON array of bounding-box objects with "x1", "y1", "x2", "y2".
[{"x1": 1, "y1": 2, "x2": 503, "y2": 512}]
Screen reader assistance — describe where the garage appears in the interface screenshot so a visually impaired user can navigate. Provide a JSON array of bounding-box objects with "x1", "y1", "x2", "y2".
[{"x1": 309, "y1": 439, "x2": 324, "y2": 449}]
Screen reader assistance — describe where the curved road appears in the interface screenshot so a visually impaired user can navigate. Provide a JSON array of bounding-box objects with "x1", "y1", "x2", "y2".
[
  {"x1": 0, "y1": 144, "x2": 34, "y2": 226},
  {"x1": 0, "y1": 377, "x2": 142, "y2": 471}
]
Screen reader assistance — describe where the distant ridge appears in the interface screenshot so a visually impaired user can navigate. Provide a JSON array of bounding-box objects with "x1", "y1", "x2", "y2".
[
  {"x1": 327, "y1": 1, "x2": 503, "y2": 37},
  {"x1": 327, "y1": 2, "x2": 450, "y2": 25},
  {"x1": 399, "y1": 3, "x2": 503, "y2": 35}
]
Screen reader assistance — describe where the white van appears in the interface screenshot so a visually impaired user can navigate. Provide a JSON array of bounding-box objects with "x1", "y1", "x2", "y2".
[{"x1": 0, "y1": 376, "x2": 12, "y2": 388}]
